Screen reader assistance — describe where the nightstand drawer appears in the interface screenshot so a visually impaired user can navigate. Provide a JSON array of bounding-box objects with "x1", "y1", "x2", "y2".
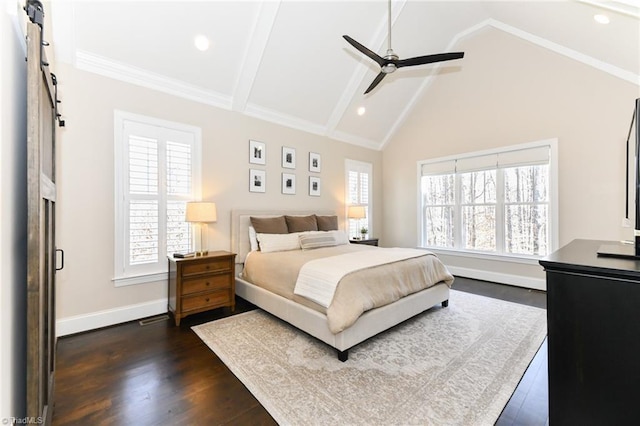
[
  {"x1": 182, "y1": 259, "x2": 231, "y2": 276},
  {"x1": 182, "y1": 274, "x2": 230, "y2": 295},
  {"x1": 168, "y1": 251, "x2": 236, "y2": 326},
  {"x1": 181, "y1": 290, "x2": 229, "y2": 312}
]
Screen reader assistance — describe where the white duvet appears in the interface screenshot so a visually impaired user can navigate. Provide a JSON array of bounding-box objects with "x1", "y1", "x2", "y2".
[{"x1": 294, "y1": 248, "x2": 432, "y2": 308}]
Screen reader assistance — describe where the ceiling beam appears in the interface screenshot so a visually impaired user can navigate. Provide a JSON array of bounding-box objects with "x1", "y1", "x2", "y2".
[
  {"x1": 231, "y1": 0, "x2": 280, "y2": 113},
  {"x1": 325, "y1": 0, "x2": 407, "y2": 141}
]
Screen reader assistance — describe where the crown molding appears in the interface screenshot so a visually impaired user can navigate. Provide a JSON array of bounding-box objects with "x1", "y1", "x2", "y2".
[
  {"x1": 327, "y1": 130, "x2": 382, "y2": 151},
  {"x1": 74, "y1": 11, "x2": 638, "y2": 154},
  {"x1": 75, "y1": 50, "x2": 233, "y2": 110},
  {"x1": 243, "y1": 101, "x2": 326, "y2": 135},
  {"x1": 243, "y1": 102, "x2": 379, "y2": 149},
  {"x1": 577, "y1": 0, "x2": 640, "y2": 18},
  {"x1": 74, "y1": 49, "x2": 377, "y2": 149},
  {"x1": 487, "y1": 19, "x2": 640, "y2": 86},
  {"x1": 381, "y1": 17, "x2": 640, "y2": 150}
]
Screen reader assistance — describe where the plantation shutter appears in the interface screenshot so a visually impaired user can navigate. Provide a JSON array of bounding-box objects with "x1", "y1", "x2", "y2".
[
  {"x1": 115, "y1": 112, "x2": 201, "y2": 284},
  {"x1": 346, "y1": 160, "x2": 373, "y2": 238},
  {"x1": 128, "y1": 135, "x2": 159, "y2": 265},
  {"x1": 166, "y1": 141, "x2": 192, "y2": 255}
]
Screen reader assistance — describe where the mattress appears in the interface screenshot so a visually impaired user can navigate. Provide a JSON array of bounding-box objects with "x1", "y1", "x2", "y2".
[{"x1": 241, "y1": 244, "x2": 454, "y2": 333}]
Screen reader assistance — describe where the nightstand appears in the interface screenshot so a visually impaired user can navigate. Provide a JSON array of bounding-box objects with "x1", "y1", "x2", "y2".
[
  {"x1": 168, "y1": 251, "x2": 236, "y2": 326},
  {"x1": 350, "y1": 238, "x2": 379, "y2": 247}
]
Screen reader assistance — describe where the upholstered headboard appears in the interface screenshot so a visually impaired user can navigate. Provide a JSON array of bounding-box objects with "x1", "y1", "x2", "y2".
[{"x1": 231, "y1": 209, "x2": 339, "y2": 264}]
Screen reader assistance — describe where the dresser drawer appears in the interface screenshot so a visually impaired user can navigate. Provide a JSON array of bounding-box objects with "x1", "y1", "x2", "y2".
[
  {"x1": 181, "y1": 290, "x2": 230, "y2": 312},
  {"x1": 182, "y1": 258, "x2": 231, "y2": 276},
  {"x1": 182, "y1": 274, "x2": 230, "y2": 295}
]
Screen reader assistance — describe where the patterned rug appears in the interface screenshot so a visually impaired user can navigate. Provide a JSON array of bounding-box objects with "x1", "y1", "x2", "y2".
[{"x1": 192, "y1": 290, "x2": 546, "y2": 425}]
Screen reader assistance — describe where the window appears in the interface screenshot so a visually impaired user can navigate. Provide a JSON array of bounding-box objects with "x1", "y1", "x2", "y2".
[
  {"x1": 345, "y1": 159, "x2": 372, "y2": 238},
  {"x1": 419, "y1": 141, "x2": 556, "y2": 258},
  {"x1": 114, "y1": 111, "x2": 201, "y2": 286}
]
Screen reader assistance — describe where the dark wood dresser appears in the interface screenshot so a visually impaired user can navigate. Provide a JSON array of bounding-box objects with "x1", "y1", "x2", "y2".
[
  {"x1": 539, "y1": 239, "x2": 640, "y2": 424},
  {"x1": 168, "y1": 251, "x2": 236, "y2": 326}
]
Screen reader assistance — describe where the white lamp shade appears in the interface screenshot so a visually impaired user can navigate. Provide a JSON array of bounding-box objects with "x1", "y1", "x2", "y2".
[
  {"x1": 185, "y1": 202, "x2": 217, "y2": 223},
  {"x1": 347, "y1": 205, "x2": 366, "y2": 219}
]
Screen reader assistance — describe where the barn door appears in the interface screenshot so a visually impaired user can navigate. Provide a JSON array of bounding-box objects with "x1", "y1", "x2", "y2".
[{"x1": 25, "y1": 1, "x2": 60, "y2": 423}]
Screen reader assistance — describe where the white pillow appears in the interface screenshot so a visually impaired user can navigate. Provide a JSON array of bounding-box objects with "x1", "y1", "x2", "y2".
[
  {"x1": 248, "y1": 226, "x2": 259, "y2": 252},
  {"x1": 257, "y1": 232, "x2": 301, "y2": 253},
  {"x1": 329, "y1": 230, "x2": 349, "y2": 245}
]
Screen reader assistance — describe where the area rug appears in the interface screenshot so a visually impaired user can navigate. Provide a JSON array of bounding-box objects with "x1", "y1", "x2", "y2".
[{"x1": 192, "y1": 290, "x2": 546, "y2": 425}]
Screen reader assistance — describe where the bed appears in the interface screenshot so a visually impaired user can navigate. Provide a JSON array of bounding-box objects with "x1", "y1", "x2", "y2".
[{"x1": 231, "y1": 209, "x2": 454, "y2": 361}]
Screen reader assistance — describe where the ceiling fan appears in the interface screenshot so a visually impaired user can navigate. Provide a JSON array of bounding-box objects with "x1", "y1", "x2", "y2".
[{"x1": 343, "y1": 0, "x2": 464, "y2": 94}]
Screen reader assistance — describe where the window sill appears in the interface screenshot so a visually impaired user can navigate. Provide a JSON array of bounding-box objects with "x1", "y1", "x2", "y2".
[
  {"x1": 112, "y1": 272, "x2": 167, "y2": 287},
  {"x1": 420, "y1": 247, "x2": 545, "y2": 266}
]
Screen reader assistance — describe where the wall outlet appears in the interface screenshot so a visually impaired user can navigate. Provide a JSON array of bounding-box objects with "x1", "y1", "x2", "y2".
[{"x1": 622, "y1": 218, "x2": 632, "y2": 228}]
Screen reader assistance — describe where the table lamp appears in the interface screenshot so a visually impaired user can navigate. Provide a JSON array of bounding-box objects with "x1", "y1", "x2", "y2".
[
  {"x1": 185, "y1": 202, "x2": 217, "y2": 256},
  {"x1": 347, "y1": 205, "x2": 366, "y2": 239}
]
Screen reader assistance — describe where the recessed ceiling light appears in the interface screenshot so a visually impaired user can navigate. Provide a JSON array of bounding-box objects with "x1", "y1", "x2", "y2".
[
  {"x1": 357, "y1": 106, "x2": 366, "y2": 116},
  {"x1": 594, "y1": 14, "x2": 610, "y2": 24},
  {"x1": 194, "y1": 35, "x2": 210, "y2": 51}
]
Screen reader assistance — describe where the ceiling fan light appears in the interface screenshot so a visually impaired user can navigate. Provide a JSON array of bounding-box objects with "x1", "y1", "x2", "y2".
[{"x1": 382, "y1": 63, "x2": 396, "y2": 73}]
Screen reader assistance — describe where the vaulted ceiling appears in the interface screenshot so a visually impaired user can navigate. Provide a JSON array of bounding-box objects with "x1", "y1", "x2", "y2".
[{"x1": 49, "y1": 1, "x2": 640, "y2": 150}]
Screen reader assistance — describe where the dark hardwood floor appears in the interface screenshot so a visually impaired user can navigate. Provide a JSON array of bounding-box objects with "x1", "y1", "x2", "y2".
[
  {"x1": 52, "y1": 277, "x2": 547, "y2": 425},
  {"x1": 454, "y1": 278, "x2": 548, "y2": 426}
]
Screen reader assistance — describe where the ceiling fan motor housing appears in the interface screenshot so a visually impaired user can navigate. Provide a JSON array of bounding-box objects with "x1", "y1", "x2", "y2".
[{"x1": 382, "y1": 49, "x2": 399, "y2": 73}]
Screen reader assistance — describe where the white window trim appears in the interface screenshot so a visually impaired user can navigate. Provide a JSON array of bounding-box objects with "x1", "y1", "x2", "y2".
[
  {"x1": 114, "y1": 110, "x2": 201, "y2": 286},
  {"x1": 416, "y1": 138, "x2": 559, "y2": 263},
  {"x1": 345, "y1": 159, "x2": 373, "y2": 236}
]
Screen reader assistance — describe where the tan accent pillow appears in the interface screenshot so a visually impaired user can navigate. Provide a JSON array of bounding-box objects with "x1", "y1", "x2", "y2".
[
  {"x1": 250, "y1": 216, "x2": 288, "y2": 234},
  {"x1": 315, "y1": 215, "x2": 338, "y2": 231},
  {"x1": 285, "y1": 215, "x2": 318, "y2": 233}
]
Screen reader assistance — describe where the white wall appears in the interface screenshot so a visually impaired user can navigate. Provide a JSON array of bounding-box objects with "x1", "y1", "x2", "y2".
[
  {"x1": 54, "y1": 63, "x2": 382, "y2": 334},
  {"x1": 0, "y1": 0, "x2": 28, "y2": 419},
  {"x1": 383, "y1": 27, "x2": 640, "y2": 288}
]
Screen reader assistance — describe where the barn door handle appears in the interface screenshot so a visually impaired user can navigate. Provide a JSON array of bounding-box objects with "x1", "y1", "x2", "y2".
[{"x1": 55, "y1": 248, "x2": 64, "y2": 271}]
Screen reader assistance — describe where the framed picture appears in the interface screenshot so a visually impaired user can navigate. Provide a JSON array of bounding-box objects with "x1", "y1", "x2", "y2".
[
  {"x1": 282, "y1": 146, "x2": 296, "y2": 169},
  {"x1": 309, "y1": 176, "x2": 321, "y2": 197},
  {"x1": 281, "y1": 173, "x2": 296, "y2": 195},
  {"x1": 309, "y1": 152, "x2": 321, "y2": 173},
  {"x1": 249, "y1": 140, "x2": 266, "y2": 165},
  {"x1": 249, "y1": 169, "x2": 266, "y2": 193}
]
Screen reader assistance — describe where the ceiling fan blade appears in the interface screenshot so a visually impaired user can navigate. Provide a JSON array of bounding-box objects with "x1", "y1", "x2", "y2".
[
  {"x1": 364, "y1": 72, "x2": 387, "y2": 94},
  {"x1": 396, "y1": 52, "x2": 465, "y2": 68},
  {"x1": 343, "y1": 35, "x2": 385, "y2": 67}
]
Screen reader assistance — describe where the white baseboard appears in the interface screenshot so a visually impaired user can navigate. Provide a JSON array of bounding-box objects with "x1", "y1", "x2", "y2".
[
  {"x1": 55, "y1": 268, "x2": 544, "y2": 336},
  {"x1": 56, "y1": 298, "x2": 168, "y2": 337},
  {"x1": 448, "y1": 266, "x2": 546, "y2": 291}
]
